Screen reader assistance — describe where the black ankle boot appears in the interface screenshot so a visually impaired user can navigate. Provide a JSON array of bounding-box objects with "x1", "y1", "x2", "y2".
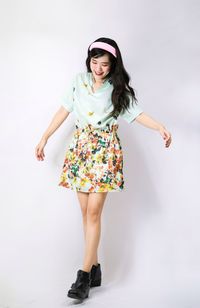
[
  {"x1": 68, "y1": 269, "x2": 91, "y2": 300},
  {"x1": 70, "y1": 263, "x2": 102, "y2": 290},
  {"x1": 90, "y1": 263, "x2": 102, "y2": 287}
]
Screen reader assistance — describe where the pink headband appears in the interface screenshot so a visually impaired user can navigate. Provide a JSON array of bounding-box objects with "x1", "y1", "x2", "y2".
[{"x1": 89, "y1": 42, "x2": 117, "y2": 58}]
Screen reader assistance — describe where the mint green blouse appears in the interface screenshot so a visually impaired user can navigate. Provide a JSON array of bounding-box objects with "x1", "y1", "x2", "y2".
[{"x1": 61, "y1": 72, "x2": 143, "y2": 128}]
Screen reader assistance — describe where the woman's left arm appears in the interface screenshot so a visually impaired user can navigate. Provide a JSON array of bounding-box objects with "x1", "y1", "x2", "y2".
[{"x1": 135, "y1": 112, "x2": 172, "y2": 148}]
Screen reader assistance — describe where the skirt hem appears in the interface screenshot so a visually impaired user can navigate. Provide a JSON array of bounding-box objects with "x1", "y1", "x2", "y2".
[{"x1": 58, "y1": 182, "x2": 124, "y2": 193}]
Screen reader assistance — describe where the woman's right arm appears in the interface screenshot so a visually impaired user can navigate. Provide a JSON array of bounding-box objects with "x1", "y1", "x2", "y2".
[{"x1": 35, "y1": 106, "x2": 70, "y2": 161}]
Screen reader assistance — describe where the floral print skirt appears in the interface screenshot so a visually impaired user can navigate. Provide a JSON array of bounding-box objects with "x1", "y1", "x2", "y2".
[{"x1": 58, "y1": 124, "x2": 124, "y2": 193}]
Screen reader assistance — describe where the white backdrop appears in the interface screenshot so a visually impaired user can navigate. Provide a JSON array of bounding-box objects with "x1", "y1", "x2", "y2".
[{"x1": 0, "y1": 0, "x2": 200, "y2": 307}]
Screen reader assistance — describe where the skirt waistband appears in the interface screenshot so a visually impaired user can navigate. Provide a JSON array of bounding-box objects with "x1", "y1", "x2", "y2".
[{"x1": 75, "y1": 124, "x2": 119, "y2": 133}]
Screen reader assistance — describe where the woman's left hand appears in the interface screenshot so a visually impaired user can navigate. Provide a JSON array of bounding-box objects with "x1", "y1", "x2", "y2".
[{"x1": 159, "y1": 126, "x2": 172, "y2": 148}]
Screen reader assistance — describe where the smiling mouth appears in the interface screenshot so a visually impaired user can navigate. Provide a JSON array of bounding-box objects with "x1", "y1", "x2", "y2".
[{"x1": 95, "y1": 71, "x2": 103, "y2": 76}]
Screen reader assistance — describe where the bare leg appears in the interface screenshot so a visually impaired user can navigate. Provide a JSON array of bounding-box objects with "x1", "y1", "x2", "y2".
[
  {"x1": 76, "y1": 191, "x2": 89, "y2": 241},
  {"x1": 76, "y1": 191, "x2": 98, "y2": 266},
  {"x1": 82, "y1": 192, "x2": 108, "y2": 272}
]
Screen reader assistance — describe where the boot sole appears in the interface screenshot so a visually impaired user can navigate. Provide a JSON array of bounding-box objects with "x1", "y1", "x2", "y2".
[{"x1": 68, "y1": 292, "x2": 89, "y2": 300}]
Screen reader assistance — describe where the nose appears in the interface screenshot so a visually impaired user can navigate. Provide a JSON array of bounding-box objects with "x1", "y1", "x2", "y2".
[{"x1": 96, "y1": 64, "x2": 102, "y2": 72}]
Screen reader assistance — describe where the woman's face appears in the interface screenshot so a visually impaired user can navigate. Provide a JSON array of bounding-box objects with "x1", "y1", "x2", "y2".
[{"x1": 90, "y1": 53, "x2": 111, "y2": 82}]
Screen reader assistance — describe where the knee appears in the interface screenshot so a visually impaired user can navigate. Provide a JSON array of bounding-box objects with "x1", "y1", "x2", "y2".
[{"x1": 87, "y1": 206, "x2": 101, "y2": 223}]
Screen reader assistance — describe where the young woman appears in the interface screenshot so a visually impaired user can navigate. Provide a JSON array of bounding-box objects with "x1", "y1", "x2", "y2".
[{"x1": 35, "y1": 37, "x2": 172, "y2": 301}]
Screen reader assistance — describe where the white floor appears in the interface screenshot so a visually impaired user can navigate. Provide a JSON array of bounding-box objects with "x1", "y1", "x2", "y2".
[{"x1": 1, "y1": 278, "x2": 199, "y2": 308}]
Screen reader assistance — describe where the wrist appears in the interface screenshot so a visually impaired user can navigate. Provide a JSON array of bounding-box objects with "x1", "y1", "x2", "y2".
[
  {"x1": 41, "y1": 135, "x2": 49, "y2": 143},
  {"x1": 157, "y1": 124, "x2": 165, "y2": 132}
]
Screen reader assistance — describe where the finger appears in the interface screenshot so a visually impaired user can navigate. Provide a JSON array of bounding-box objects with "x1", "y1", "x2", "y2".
[
  {"x1": 36, "y1": 149, "x2": 41, "y2": 160},
  {"x1": 39, "y1": 154, "x2": 44, "y2": 161},
  {"x1": 37, "y1": 153, "x2": 42, "y2": 160},
  {"x1": 40, "y1": 149, "x2": 45, "y2": 160},
  {"x1": 37, "y1": 149, "x2": 42, "y2": 159},
  {"x1": 166, "y1": 137, "x2": 172, "y2": 147},
  {"x1": 41, "y1": 149, "x2": 44, "y2": 157},
  {"x1": 36, "y1": 147, "x2": 44, "y2": 160},
  {"x1": 162, "y1": 132, "x2": 169, "y2": 140},
  {"x1": 164, "y1": 131, "x2": 170, "y2": 139}
]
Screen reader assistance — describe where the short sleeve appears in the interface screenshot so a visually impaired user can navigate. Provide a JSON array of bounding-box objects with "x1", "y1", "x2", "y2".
[
  {"x1": 61, "y1": 75, "x2": 76, "y2": 113},
  {"x1": 120, "y1": 98, "x2": 143, "y2": 123}
]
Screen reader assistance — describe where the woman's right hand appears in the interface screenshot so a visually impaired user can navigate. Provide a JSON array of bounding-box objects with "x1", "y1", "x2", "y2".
[{"x1": 35, "y1": 137, "x2": 47, "y2": 161}]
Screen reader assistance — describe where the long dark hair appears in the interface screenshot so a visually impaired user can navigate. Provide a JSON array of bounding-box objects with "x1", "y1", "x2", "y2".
[{"x1": 86, "y1": 37, "x2": 138, "y2": 119}]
